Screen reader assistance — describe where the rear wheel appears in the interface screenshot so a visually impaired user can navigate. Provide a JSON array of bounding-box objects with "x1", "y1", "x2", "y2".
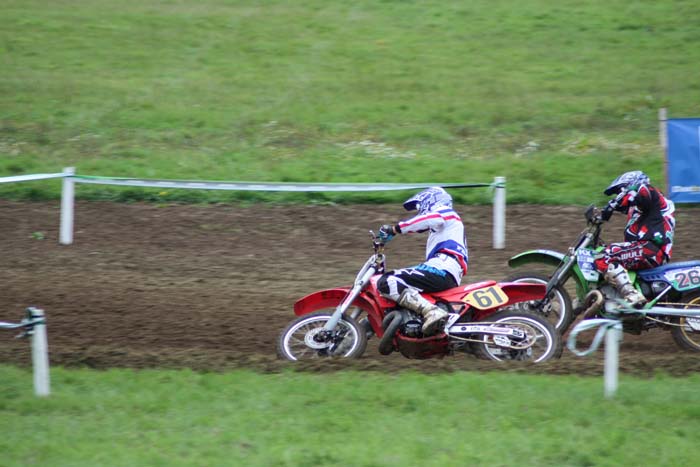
[
  {"x1": 506, "y1": 272, "x2": 574, "y2": 332},
  {"x1": 671, "y1": 291, "x2": 700, "y2": 352},
  {"x1": 277, "y1": 310, "x2": 368, "y2": 361},
  {"x1": 472, "y1": 310, "x2": 563, "y2": 362}
]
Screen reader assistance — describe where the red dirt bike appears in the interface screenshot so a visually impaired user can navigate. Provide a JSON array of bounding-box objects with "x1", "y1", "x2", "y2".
[{"x1": 278, "y1": 233, "x2": 562, "y2": 362}]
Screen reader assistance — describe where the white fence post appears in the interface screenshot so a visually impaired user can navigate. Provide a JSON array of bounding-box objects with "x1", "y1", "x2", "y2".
[
  {"x1": 60, "y1": 167, "x2": 75, "y2": 245},
  {"x1": 493, "y1": 176, "x2": 506, "y2": 249},
  {"x1": 567, "y1": 318, "x2": 622, "y2": 398},
  {"x1": 604, "y1": 323, "x2": 621, "y2": 399},
  {"x1": 29, "y1": 308, "x2": 50, "y2": 397},
  {"x1": 1, "y1": 308, "x2": 51, "y2": 397}
]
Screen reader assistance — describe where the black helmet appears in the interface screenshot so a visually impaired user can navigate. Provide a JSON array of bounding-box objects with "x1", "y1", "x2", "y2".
[{"x1": 604, "y1": 171, "x2": 650, "y2": 196}]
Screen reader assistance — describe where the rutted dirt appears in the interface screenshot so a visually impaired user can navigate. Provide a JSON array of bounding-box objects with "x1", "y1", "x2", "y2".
[{"x1": 2, "y1": 200, "x2": 700, "y2": 377}]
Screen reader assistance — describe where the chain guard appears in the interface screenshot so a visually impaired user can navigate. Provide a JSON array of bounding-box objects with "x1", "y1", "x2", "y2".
[{"x1": 446, "y1": 321, "x2": 536, "y2": 350}]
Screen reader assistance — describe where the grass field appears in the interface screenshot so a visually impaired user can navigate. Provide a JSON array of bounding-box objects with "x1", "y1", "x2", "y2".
[
  {"x1": 2, "y1": 365, "x2": 700, "y2": 467},
  {"x1": 2, "y1": 0, "x2": 699, "y2": 204}
]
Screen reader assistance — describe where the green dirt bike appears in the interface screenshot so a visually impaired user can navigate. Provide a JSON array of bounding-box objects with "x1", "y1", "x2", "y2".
[{"x1": 505, "y1": 205, "x2": 700, "y2": 351}]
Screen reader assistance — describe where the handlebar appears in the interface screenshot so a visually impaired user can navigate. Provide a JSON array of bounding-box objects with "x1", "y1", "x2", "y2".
[
  {"x1": 569, "y1": 205, "x2": 607, "y2": 252},
  {"x1": 368, "y1": 230, "x2": 387, "y2": 273},
  {"x1": 584, "y1": 204, "x2": 605, "y2": 226},
  {"x1": 369, "y1": 230, "x2": 387, "y2": 252}
]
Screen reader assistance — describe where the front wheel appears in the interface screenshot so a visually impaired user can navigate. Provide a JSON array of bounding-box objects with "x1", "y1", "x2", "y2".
[
  {"x1": 472, "y1": 310, "x2": 563, "y2": 363},
  {"x1": 670, "y1": 291, "x2": 700, "y2": 352},
  {"x1": 277, "y1": 310, "x2": 368, "y2": 361},
  {"x1": 506, "y1": 272, "x2": 574, "y2": 332}
]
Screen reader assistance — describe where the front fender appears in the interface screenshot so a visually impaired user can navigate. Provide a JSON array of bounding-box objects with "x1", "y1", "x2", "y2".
[
  {"x1": 509, "y1": 249, "x2": 594, "y2": 299},
  {"x1": 293, "y1": 288, "x2": 384, "y2": 336},
  {"x1": 508, "y1": 250, "x2": 566, "y2": 269}
]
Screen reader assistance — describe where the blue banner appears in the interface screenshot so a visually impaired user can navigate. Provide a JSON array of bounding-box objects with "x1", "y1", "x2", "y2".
[{"x1": 668, "y1": 118, "x2": 700, "y2": 203}]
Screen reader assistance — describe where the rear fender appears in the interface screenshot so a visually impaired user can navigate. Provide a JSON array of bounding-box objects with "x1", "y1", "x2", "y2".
[
  {"x1": 499, "y1": 282, "x2": 547, "y2": 304},
  {"x1": 508, "y1": 250, "x2": 566, "y2": 269},
  {"x1": 293, "y1": 288, "x2": 384, "y2": 336},
  {"x1": 433, "y1": 281, "x2": 546, "y2": 310}
]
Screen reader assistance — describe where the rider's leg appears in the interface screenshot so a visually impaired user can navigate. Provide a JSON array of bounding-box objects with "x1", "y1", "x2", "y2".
[
  {"x1": 377, "y1": 265, "x2": 456, "y2": 335},
  {"x1": 395, "y1": 287, "x2": 448, "y2": 335},
  {"x1": 595, "y1": 242, "x2": 651, "y2": 307},
  {"x1": 604, "y1": 263, "x2": 646, "y2": 307}
]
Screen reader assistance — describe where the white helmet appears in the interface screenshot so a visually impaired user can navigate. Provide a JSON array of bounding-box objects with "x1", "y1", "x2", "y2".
[
  {"x1": 403, "y1": 187, "x2": 453, "y2": 215},
  {"x1": 604, "y1": 171, "x2": 650, "y2": 196}
]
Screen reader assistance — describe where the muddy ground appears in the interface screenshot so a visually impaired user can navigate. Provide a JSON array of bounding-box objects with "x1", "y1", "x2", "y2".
[{"x1": 2, "y1": 200, "x2": 700, "y2": 377}]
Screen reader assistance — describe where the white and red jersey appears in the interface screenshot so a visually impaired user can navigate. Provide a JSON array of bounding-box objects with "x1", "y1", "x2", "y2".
[{"x1": 397, "y1": 206, "x2": 468, "y2": 283}]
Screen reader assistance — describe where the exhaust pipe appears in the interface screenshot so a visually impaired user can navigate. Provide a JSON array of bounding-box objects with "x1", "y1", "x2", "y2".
[{"x1": 581, "y1": 290, "x2": 604, "y2": 319}]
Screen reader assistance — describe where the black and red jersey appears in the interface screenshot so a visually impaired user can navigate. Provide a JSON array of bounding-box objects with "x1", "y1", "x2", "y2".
[{"x1": 618, "y1": 185, "x2": 675, "y2": 258}]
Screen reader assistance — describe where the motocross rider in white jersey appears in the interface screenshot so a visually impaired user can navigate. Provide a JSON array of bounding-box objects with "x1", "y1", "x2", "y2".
[{"x1": 376, "y1": 187, "x2": 468, "y2": 335}]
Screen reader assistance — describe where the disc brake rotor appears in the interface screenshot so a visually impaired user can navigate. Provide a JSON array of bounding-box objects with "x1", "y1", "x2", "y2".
[
  {"x1": 492, "y1": 335, "x2": 512, "y2": 347},
  {"x1": 304, "y1": 328, "x2": 332, "y2": 350},
  {"x1": 686, "y1": 317, "x2": 700, "y2": 332},
  {"x1": 485, "y1": 323, "x2": 536, "y2": 350}
]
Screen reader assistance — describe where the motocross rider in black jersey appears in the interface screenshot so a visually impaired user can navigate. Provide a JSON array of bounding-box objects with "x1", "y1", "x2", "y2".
[{"x1": 595, "y1": 171, "x2": 676, "y2": 307}]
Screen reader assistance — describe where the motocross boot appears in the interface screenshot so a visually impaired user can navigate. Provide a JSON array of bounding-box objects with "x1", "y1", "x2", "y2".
[
  {"x1": 605, "y1": 263, "x2": 647, "y2": 308},
  {"x1": 397, "y1": 288, "x2": 448, "y2": 335}
]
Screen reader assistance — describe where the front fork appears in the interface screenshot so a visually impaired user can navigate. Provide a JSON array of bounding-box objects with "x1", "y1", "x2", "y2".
[
  {"x1": 535, "y1": 258, "x2": 575, "y2": 314},
  {"x1": 541, "y1": 235, "x2": 594, "y2": 307},
  {"x1": 314, "y1": 266, "x2": 377, "y2": 352},
  {"x1": 323, "y1": 262, "x2": 378, "y2": 331},
  {"x1": 544, "y1": 258, "x2": 574, "y2": 297}
]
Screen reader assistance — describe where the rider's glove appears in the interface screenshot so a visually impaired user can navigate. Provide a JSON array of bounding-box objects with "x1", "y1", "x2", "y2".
[
  {"x1": 378, "y1": 224, "x2": 397, "y2": 243},
  {"x1": 611, "y1": 190, "x2": 628, "y2": 212},
  {"x1": 600, "y1": 204, "x2": 614, "y2": 222}
]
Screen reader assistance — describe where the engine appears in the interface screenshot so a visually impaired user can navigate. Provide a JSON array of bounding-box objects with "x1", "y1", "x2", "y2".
[
  {"x1": 599, "y1": 284, "x2": 622, "y2": 314},
  {"x1": 400, "y1": 320, "x2": 423, "y2": 338},
  {"x1": 393, "y1": 310, "x2": 449, "y2": 359}
]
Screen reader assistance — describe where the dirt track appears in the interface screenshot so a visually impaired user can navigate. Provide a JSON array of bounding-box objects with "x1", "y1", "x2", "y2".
[{"x1": 2, "y1": 200, "x2": 700, "y2": 377}]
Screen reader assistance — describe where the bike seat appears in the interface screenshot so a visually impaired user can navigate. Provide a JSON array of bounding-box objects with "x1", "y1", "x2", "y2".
[
  {"x1": 637, "y1": 260, "x2": 700, "y2": 282},
  {"x1": 430, "y1": 280, "x2": 497, "y2": 301}
]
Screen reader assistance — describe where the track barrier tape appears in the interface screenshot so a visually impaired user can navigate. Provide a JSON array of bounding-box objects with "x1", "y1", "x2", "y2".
[
  {"x1": 71, "y1": 175, "x2": 499, "y2": 192},
  {"x1": 0, "y1": 173, "x2": 66, "y2": 184},
  {"x1": 2, "y1": 170, "x2": 506, "y2": 249},
  {"x1": 0, "y1": 172, "x2": 503, "y2": 192},
  {"x1": 567, "y1": 318, "x2": 622, "y2": 357}
]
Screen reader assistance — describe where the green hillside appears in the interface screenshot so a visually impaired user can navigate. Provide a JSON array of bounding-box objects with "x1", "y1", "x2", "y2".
[{"x1": 1, "y1": 0, "x2": 698, "y2": 204}]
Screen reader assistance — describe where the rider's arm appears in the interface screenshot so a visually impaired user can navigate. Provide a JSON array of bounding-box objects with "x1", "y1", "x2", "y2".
[
  {"x1": 602, "y1": 188, "x2": 634, "y2": 220},
  {"x1": 601, "y1": 190, "x2": 627, "y2": 220},
  {"x1": 397, "y1": 212, "x2": 446, "y2": 234},
  {"x1": 619, "y1": 184, "x2": 652, "y2": 213}
]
